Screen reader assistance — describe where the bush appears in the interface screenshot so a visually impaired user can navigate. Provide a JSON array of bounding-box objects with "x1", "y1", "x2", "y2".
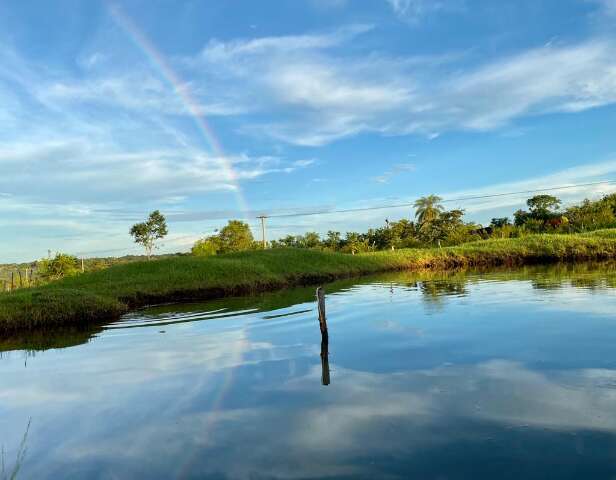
[
  {"x1": 191, "y1": 238, "x2": 219, "y2": 256},
  {"x1": 37, "y1": 254, "x2": 80, "y2": 281}
]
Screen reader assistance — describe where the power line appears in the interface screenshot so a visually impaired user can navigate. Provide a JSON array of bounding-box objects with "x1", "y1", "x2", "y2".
[{"x1": 263, "y1": 179, "x2": 616, "y2": 219}]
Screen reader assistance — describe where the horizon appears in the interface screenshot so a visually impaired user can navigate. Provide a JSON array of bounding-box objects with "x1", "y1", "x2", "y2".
[{"x1": 2, "y1": 0, "x2": 616, "y2": 263}]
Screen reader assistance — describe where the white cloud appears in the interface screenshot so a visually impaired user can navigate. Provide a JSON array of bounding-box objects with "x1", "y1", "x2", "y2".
[
  {"x1": 387, "y1": 0, "x2": 451, "y2": 21},
  {"x1": 373, "y1": 162, "x2": 416, "y2": 183},
  {"x1": 15, "y1": 25, "x2": 616, "y2": 148},
  {"x1": 183, "y1": 28, "x2": 616, "y2": 145}
]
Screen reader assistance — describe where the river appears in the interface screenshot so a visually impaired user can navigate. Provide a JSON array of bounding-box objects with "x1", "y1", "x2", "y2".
[{"x1": 2, "y1": 263, "x2": 616, "y2": 479}]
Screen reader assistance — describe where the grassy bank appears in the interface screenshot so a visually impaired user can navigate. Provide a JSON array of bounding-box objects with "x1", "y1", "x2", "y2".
[{"x1": 3, "y1": 232, "x2": 616, "y2": 333}]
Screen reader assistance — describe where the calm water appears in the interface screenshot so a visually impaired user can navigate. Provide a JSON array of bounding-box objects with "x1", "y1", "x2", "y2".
[{"x1": 2, "y1": 264, "x2": 616, "y2": 479}]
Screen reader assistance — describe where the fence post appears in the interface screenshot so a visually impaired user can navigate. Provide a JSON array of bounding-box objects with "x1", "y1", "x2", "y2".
[
  {"x1": 316, "y1": 287, "x2": 330, "y2": 386},
  {"x1": 316, "y1": 287, "x2": 328, "y2": 336}
]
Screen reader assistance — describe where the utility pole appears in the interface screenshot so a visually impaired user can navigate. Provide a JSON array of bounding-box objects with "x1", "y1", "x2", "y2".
[{"x1": 257, "y1": 215, "x2": 268, "y2": 249}]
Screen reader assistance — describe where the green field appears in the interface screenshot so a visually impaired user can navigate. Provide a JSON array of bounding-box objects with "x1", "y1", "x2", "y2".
[{"x1": 3, "y1": 231, "x2": 616, "y2": 333}]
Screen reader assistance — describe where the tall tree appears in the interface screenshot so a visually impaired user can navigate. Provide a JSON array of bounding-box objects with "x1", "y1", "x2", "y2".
[
  {"x1": 217, "y1": 220, "x2": 254, "y2": 253},
  {"x1": 526, "y1": 195, "x2": 561, "y2": 220},
  {"x1": 129, "y1": 210, "x2": 168, "y2": 260},
  {"x1": 414, "y1": 195, "x2": 444, "y2": 225}
]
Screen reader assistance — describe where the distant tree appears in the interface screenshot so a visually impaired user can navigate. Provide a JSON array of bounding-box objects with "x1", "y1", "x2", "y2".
[
  {"x1": 324, "y1": 231, "x2": 341, "y2": 250},
  {"x1": 566, "y1": 199, "x2": 615, "y2": 231},
  {"x1": 387, "y1": 219, "x2": 417, "y2": 249},
  {"x1": 191, "y1": 237, "x2": 220, "y2": 256},
  {"x1": 37, "y1": 253, "x2": 80, "y2": 280},
  {"x1": 301, "y1": 232, "x2": 321, "y2": 248},
  {"x1": 513, "y1": 209, "x2": 530, "y2": 227},
  {"x1": 366, "y1": 227, "x2": 390, "y2": 250},
  {"x1": 130, "y1": 210, "x2": 168, "y2": 260},
  {"x1": 527, "y1": 195, "x2": 561, "y2": 220},
  {"x1": 217, "y1": 220, "x2": 254, "y2": 253},
  {"x1": 418, "y1": 209, "x2": 467, "y2": 245},
  {"x1": 278, "y1": 235, "x2": 298, "y2": 248},
  {"x1": 343, "y1": 232, "x2": 369, "y2": 255},
  {"x1": 490, "y1": 217, "x2": 511, "y2": 228},
  {"x1": 414, "y1": 195, "x2": 444, "y2": 225}
]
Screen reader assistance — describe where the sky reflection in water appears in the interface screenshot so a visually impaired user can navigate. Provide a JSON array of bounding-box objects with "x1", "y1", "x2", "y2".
[{"x1": 2, "y1": 264, "x2": 616, "y2": 479}]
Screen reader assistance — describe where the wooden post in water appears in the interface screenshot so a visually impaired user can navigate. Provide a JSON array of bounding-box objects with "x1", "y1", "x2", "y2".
[
  {"x1": 316, "y1": 287, "x2": 328, "y2": 336},
  {"x1": 316, "y1": 287, "x2": 330, "y2": 385}
]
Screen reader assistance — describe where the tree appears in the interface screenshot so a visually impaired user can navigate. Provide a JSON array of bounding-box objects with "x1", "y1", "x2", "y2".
[
  {"x1": 278, "y1": 235, "x2": 298, "y2": 248},
  {"x1": 324, "y1": 231, "x2": 341, "y2": 250},
  {"x1": 387, "y1": 219, "x2": 417, "y2": 249},
  {"x1": 37, "y1": 253, "x2": 80, "y2": 280},
  {"x1": 300, "y1": 232, "x2": 321, "y2": 248},
  {"x1": 130, "y1": 210, "x2": 168, "y2": 260},
  {"x1": 490, "y1": 217, "x2": 511, "y2": 228},
  {"x1": 217, "y1": 220, "x2": 254, "y2": 253},
  {"x1": 566, "y1": 199, "x2": 615, "y2": 231},
  {"x1": 418, "y1": 209, "x2": 467, "y2": 245},
  {"x1": 526, "y1": 195, "x2": 561, "y2": 220},
  {"x1": 343, "y1": 232, "x2": 369, "y2": 255},
  {"x1": 513, "y1": 209, "x2": 529, "y2": 227},
  {"x1": 414, "y1": 195, "x2": 444, "y2": 225},
  {"x1": 191, "y1": 237, "x2": 220, "y2": 256}
]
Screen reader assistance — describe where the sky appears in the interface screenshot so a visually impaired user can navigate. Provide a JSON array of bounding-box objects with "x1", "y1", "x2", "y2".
[{"x1": 1, "y1": 0, "x2": 616, "y2": 262}]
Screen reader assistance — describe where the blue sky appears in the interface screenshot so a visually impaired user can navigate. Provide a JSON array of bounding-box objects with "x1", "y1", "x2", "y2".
[{"x1": 1, "y1": 0, "x2": 616, "y2": 262}]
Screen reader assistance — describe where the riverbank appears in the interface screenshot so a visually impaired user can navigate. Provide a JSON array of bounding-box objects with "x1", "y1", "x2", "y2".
[{"x1": 3, "y1": 232, "x2": 616, "y2": 333}]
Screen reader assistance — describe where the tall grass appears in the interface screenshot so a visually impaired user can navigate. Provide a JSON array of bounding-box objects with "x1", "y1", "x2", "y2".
[{"x1": 3, "y1": 232, "x2": 616, "y2": 333}]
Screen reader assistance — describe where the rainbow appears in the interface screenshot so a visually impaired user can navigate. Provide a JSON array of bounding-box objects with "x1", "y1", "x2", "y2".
[
  {"x1": 107, "y1": 2, "x2": 249, "y2": 216},
  {"x1": 106, "y1": 8, "x2": 251, "y2": 473}
]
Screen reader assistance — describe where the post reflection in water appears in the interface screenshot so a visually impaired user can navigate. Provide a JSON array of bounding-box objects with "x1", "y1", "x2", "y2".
[{"x1": 321, "y1": 329, "x2": 330, "y2": 386}]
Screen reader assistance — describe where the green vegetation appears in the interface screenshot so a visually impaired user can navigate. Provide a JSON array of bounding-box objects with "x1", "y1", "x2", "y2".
[
  {"x1": 189, "y1": 193, "x2": 616, "y2": 255},
  {"x1": 192, "y1": 220, "x2": 254, "y2": 256},
  {"x1": 272, "y1": 193, "x2": 616, "y2": 252},
  {"x1": 37, "y1": 253, "x2": 81, "y2": 281},
  {"x1": 4, "y1": 232, "x2": 616, "y2": 333}
]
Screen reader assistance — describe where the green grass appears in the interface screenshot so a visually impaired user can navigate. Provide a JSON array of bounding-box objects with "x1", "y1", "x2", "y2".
[
  {"x1": 581, "y1": 228, "x2": 616, "y2": 239},
  {"x1": 3, "y1": 232, "x2": 616, "y2": 333}
]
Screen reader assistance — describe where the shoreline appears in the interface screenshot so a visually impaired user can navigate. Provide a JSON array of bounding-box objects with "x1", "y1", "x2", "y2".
[{"x1": 2, "y1": 232, "x2": 616, "y2": 334}]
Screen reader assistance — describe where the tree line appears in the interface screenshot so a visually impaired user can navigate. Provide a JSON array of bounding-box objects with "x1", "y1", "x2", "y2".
[
  {"x1": 20, "y1": 192, "x2": 616, "y2": 284},
  {"x1": 190, "y1": 193, "x2": 616, "y2": 256}
]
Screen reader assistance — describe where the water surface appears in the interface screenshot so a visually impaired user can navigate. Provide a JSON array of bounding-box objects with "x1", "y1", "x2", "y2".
[{"x1": 2, "y1": 264, "x2": 616, "y2": 479}]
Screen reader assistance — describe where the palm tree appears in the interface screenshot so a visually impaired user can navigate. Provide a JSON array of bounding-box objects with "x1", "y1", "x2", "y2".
[{"x1": 414, "y1": 195, "x2": 444, "y2": 225}]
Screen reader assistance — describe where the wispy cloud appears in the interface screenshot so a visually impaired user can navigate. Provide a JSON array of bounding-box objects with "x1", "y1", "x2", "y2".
[
  {"x1": 386, "y1": 0, "x2": 462, "y2": 22},
  {"x1": 181, "y1": 28, "x2": 616, "y2": 145},
  {"x1": 14, "y1": 24, "x2": 616, "y2": 148},
  {"x1": 373, "y1": 162, "x2": 416, "y2": 183}
]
